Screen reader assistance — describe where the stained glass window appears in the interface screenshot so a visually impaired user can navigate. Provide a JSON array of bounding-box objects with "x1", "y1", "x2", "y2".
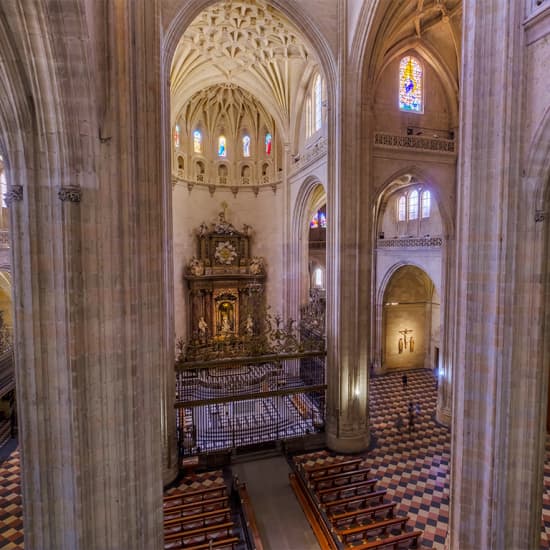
[
  {"x1": 398, "y1": 196, "x2": 406, "y2": 221},
  {"x1": 306, "y1": 98, "x2": 312, "y2": 137},
  {"x1": 265, "y1": 132, "x2": 272, "y2": 155},
  {"x1": 408, "y1": 190, "x2": 419, "y2": 220},
  {"x1": 314, "y1": 74, "x2": 322, "y2": 131},
  {"x1": 173, "y1": 124, "x2": 180, "y2": 149},
  {"x1": 218, "y1": 135, "x2": 227, "y2": 157},
  {"x1": 310, "y1": 212, "x2": 319, "y2": 228},
  {"x1": 243, "y1": 135, "x2": 250, "y2": 157},
  {"x1": 319, "y1": 211, "x2": 327, "y2": 228},
  {"x1": 399, "y1": 56, "x2": 423, "y2": 113},
  {"x1": 193, "y1": 130, "x2": 202, "y2": 153},
  {"x1": 421, "y1": 190, "x2": 431, "y2": 218}
]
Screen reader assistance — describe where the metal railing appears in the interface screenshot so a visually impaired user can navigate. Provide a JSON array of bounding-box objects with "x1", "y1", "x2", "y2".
[
  {"x1": 0, "y1": 347, "x2": 14, "y2": 399},
  {"x1": 175, "y1": 351, "x2": 326, "y2": 458}
]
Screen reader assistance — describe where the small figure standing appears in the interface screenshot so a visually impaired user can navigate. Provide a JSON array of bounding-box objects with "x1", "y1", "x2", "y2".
[
  {"x1": 402, "y1": 373, "x2": 408, "y2": 389},
  {"x1": 408, "y1": 401, "x2": 415, "y2": 432},
  {"x1": 245, "y1": 314, "x2": 254, "y2": 337},
  {"x1": 395, "y1": 415, "x2": 404, "y2": 433},
  {"x1": 198, "y1": 316, "x2": 208, "y2": 339},
  {"x1": 221, "y1": 315, "x2": 231, "y2": 335},
  {"x1": 198, "y1": 221, "x2": 209, "y2": 237}
]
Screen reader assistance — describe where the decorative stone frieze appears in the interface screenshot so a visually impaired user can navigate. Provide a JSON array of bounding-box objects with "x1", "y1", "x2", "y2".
[
  {"x1": 58, "y1": 186, "x2": 82, "y2": 203},
  {"x1": 174, "y1": 175, "x2": 281, "y2": 195},
  {"x1": 374, "y1": 132, "x2": 455, "y2": 153},
  {"x1": 378, "y1": 237, "x2": 443, "y2": 248},
  {"x1": 291, "y1": 137, "x2": 328, "y2": 174},
  {"x1": 4, "y1": 185, "x2": 23, "y2": 206}
]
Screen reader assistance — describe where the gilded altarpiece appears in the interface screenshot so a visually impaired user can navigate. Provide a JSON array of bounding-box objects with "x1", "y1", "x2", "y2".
[{"x1": 185, "y1": 211, "x2": 266, "y2": 341}]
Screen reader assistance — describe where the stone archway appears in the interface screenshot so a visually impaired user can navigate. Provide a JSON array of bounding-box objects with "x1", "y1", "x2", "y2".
[{"x1": 381, "y1": 265, "x2": 438, "y2": 372}]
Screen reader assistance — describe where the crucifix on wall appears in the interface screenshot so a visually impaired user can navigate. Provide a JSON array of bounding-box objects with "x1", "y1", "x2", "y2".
[{"x1": 398, "y1": 328, "x2": 414, "y2": 354}]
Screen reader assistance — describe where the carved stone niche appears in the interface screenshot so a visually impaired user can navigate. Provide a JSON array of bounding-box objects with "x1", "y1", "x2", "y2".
[{"x1": 185, "y1": 211, "x2": 266, "y2": 341}]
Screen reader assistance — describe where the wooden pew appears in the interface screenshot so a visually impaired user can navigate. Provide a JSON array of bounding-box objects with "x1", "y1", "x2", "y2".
[
  {"x1": 337, "y1": 516, "x2": 410, "y2": 544},
  {"x1": 164, "y1": 521, "x2": 234, "y2": 546},
  {"x1": 164, "y1": 485, "x2": 227, "y2": 507},
  {"x1": 164, "y1": 507, "x2": 231, "y2": 531},
  {"x1": 351, "y1": 529, "x2": 422, "y2": 549},
  {"x1": 165, "y1": 536, "x2": 240, "y2": 550},
  {"x1": 330, "y1": 501, "x2": 396, "y2": 529},
  {"x1": 301, "y1": 457, "x2": 364, "y2": 480},
  {"x1": 317, "y1": 478, "x2": 378, "y2": 503},
  {"x1": 310, "y1": 467, "x2": 371, "y2": 491},
  {"x1": 164, "y1": 495, "x2": 229, "y2": 519},
  {"x1": 323, "y1": 489, "x2": 387, "y2": 515}
]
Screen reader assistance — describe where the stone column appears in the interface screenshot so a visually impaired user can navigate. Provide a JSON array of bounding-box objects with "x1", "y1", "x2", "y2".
[
  {"x1": 436, "y1": 238, "x2": 454, "y2": 427},
  {"x1": 448, "y1": 2, "x2": 538, "y2": 548},
  {"x1": 3, "y1": 1, "x2": 165, "y2": 548},
  {"x1": 325, "y1": 8, "x2": 369, "y2": 453}
]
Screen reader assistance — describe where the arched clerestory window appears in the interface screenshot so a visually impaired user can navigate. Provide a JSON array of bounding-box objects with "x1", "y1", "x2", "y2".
[
  {"x1": 408, "y1": 190, "x2": 419, "y2": 220},
  {"x1": 173, "y1": 124, "x2": 180, "y2": 149},
  {"x1": 399, "y1": 56, "x2": 423, "y2": 113},
  {"x1": 243, "y1": 135, "x2": 250, "y2": 157},
  {"x1": 397, "y1": 196, "x2": 406, "y2": 222},
  {"x1": 314, "y1": 74, "x2": 322, "y2": 132},
  {"x1": 421, "y1": 190, "x2": 431, "y2": 218},
  {"x1": 313, "y1": 267, "x2": 324, "y2": 289},
  {"x1": 218, "y1": 135, "x2": 227, "y2": 157},
  {"x1": 193, "y1": 130, "x2": 202, "y2": 153}
]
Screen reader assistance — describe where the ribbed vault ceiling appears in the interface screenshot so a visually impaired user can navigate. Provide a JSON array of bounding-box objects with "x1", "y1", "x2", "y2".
[{"x1": 170, "y1": 0, "x2": 320, "y2": 136}]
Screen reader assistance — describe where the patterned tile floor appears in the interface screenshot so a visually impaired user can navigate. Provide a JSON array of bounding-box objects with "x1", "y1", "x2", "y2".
[
  {"x1": 0, "y1": 370, "x2": 549, "y2": 549},
  {"x1": 366, "y1": 369, "x2": 450, "y2": 549},
  {"x1": 0, "y1": 450, "x2": 22, "y2": 550}
]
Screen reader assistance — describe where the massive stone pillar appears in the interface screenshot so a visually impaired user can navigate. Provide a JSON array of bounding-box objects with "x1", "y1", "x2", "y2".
[
  {"x1": 325, "y1": 12, "x2": 370, "y2": 454},
  {"x1": 1, "y1": 1, "x2": 165, "y2": 548},
  {"x1": 449, "y1": 2, "x2": 542, "y2": 548}
]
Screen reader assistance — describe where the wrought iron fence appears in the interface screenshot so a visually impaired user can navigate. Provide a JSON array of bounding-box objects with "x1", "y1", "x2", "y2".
[
  {"x1": 0, "y1": 347, "x2": 14, "y2": 399},
  {"x1": 175, "y1": 351, "x2": 326, "y2": 458}
]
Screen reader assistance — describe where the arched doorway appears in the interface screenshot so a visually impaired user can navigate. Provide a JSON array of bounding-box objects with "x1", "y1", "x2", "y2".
[{"x1": 381, "y1": 265, "x2": 439, "y2": 371}]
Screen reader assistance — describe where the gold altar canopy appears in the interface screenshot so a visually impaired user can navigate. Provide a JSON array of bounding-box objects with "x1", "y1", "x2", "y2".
[{"x1": 185, "y1": 210, "x2": 266, "y2": 340}]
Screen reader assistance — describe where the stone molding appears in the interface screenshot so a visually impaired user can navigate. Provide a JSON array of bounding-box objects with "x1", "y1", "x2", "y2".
[
  {"x1": 535, "y1": 210, "x2": 545, "y2": 222},
  {"x1": 4, "y1": 185, "x2": 23, "y2": 206},
  {"x1": 174, "y1": 175, "x2": 281, "y2": 196},
  {"x1": 378, "y1": 237, "x2": 443, "y2": 248},
  {"x1": 374, "y1": 132, "x2": 456, "y2": 154},
  {"x1": 58, "y1": 186, "x2": 82, "y2": 203},
  {"x1": 291, "y1": 137, "x2": 328, "y2": 174}
]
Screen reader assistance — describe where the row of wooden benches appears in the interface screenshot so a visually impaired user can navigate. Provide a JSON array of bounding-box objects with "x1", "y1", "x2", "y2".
[
  {"x1": 163, "y1": 482, "x2": 240, "y2": 550},
  {"x1": 295, "y1": 455, "x2": 422, "y2": 549}
]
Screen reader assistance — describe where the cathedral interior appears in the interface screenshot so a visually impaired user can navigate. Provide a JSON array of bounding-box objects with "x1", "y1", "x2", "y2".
[{"x1": 0, "y1": 0, "x2": 549, "y2": 549}]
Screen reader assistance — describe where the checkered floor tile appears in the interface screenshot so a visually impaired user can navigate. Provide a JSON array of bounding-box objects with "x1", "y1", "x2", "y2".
[
  {"x1": 366, "y1": 370, "x2": 450, "y2": 549},
  {"x1": 165, "y1": 469, "x2": 225, "y2": 494},
  {"x1": 0, "y1": 371, "x2": 549, "y2": 548},
  {"x1": 0, "y1": 450, "x2": 23, "y2": 549}
]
